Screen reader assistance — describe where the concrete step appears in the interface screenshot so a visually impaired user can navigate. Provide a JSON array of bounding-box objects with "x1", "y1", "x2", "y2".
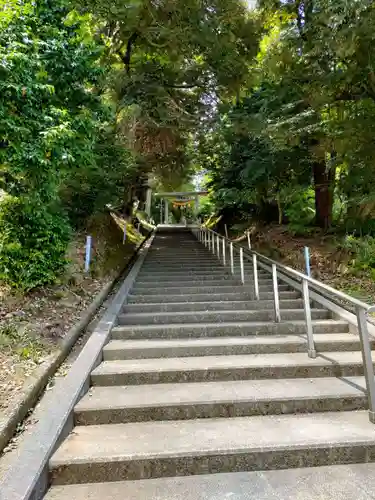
[
  {"x1": 90, "y1": 351, "x2": 367, "y2": 386},
  {"x1": 130, "y1": 284, "x2": 291, "y2": 295},
  {"x1": 136, "y1": 270, "x2": 247, "y2": 278},
  {"x1": 145, "y1": 253, "x2": 259, "y2": 263},
  {"x1": 135, "y1": 272, "x2": 268, "y2": 280},
  {"x1": 144, "y1": 254, "x2": 215, "y2": 259},
  {"x1": 144, "y1": 253, "x2": 220, "y2": 258},
  {"x1": 144, "y1": 258, "x2": 217, "y2": 264},
  {"x1": 140, "y1": 264, "x2": 229, "y2": 272},
  {"x1": 144, "y1": 253, "x2": 218, "y2": 258},
  {"x1": 134, "y1": 279, "x2": 245, "y2": 288},
  {"x1": 103, "y1": 333, "x2": 365, "y2": 360},
  {"x1": 117, "y1": 309, "x2": 330, "y2": 326},
  {"x1": 123, "y1": 299, "x2": 304, "y2": 314},
  {"x1": 136, "y1": 273, "x2": 269, "y2": 282},
  {"x1": 143, "y1": 256, "x2": 229, "y2": 262},
  {"x1": 111, "y1": 319, "x2": 349, "y2": 339},
  {"x1": 127, "y1": 290, "x2": 301, "y2": 304},
  {"x1": 138, "y1": 266, "x2": 267, "y2": 274},
  {"x1": 75, "y1": 376, "x2": 368, "y2": 425},
  {"x1": 137, "y1": 270, "x2": 269, "y2": 278},
  {"x1": 43, "y1": 463, "x2": 375, "y2": 500},
  {"x1": 134, "y1": 277, "x2": 274, "y2": 287},
  {"x1": 139, "y1": 266, "x2": 259, "y2": 275},
  {"x1": 50, "y1": 411, "x2": 375, "y2": 484}
]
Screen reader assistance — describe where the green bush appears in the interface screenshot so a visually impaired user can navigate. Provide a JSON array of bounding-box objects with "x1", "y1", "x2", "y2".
[
  {"x1": 340, "y1": 235, "x2": 375, "y2": 271},
  {"x1": 0, "y1": 195, "x2": 70, "y2": 290},
  {"x1": 284, "y1": 187, "x2": 316, "y2": 235}
]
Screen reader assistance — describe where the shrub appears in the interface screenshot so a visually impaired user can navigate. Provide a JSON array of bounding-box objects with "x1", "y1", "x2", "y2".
[
  {"x1": 340, "y1": 235, "x2": 375, "y2": 271},
  {"x1": 284, "y1": 187, "x2": 315, "y2": 232},
  {"x1": 0, "y1": 195, "x2": 70, "y2": 290}
]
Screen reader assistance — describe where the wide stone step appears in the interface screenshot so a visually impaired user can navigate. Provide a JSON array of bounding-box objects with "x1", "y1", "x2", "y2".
[
  {"x1": 134, "y1": 277, "x2": 274, "y2": 287},
  {"x1": 139, "y1": 266, "x2": 265, "y2": 273},
  {"x1": 147, "y1": 254, "x2": 217, "y2": 262},
  {"x1": 135, "y1": 271, "x2": 267, "y2": 280},
  {"x1": 144, "y1": 258, "x2": 217, "y2": 264},
  {"x1": 137, "y1": 271, "x2": 269, "y2": 281},
  {"x1": 75, "y1": 376, "x2": 368, "y2": 425},
  {"x1": 111, "y1": 319, "x2": 349, "y2": 339},
  {"x1": 136, "y1": 270, "x2": 247, "y2": 278},
  {"x1": 103, "y1": 333, "x2": 365, "y2": 360},
  {"x1": 123, "y1": 299, "x2": 304, "y2": 313},
  {"x1": 130, "y1": 284, "x2": 291, "y2": 295},
  {"x1": 140, "y1": 264, "x2": 229, "y2": 272},
  {"x1": 134, "y1": 278, "x2": 245, "y2": 288},
  {"x1": 147, "y1": 248, "x2": 212, "y2": 252},
  {"x1": 143, "y1": 257, "x2": 230, "y2": 262},
  {"x1": 90, "y1": 351, "x2": 367, "y2": 386},
  {"x1": 49, "y1": 411, "x2": 375, "y2": 484},
  {"x1": 43, "y1": 463, "x2": 375, "y2": 500},
  {"x1": 127, "y1": 290, "x2": 301, "y2": 304},
  {"x1": 117, "y1": 309, "x2": 329, "y2": 326},
  {"x1": 139, "y1": 266, "x2": 258, "y2": 274},
  {"x1": 136, "y1": 273, "x2": 270, "y2": 283}
]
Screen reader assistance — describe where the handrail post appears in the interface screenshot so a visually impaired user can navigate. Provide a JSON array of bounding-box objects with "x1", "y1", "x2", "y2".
[
  {"x1": 222, "y1": 238, "x2": 226, "y2": 266},
  {"x1": 216, "y1": 235, "x2": 220, "y2": 260},
  {"x1": 247, "y1": 230, "x2": 251, "y2": 250},
  {"x1": 240, "y1": 248, "x2": 245, "y2": 284},
  {"x1": 272, "y1": 264, "x2": 281, "y2": 322},
  {"x1": 253, "y1": 254, "x2": 259, "y2": 300},
  {"x1": 211, "y1": 232, "x2": 215, "y2": 254},
  {"x1": 230, "y1": 242, "x2": 234, "y2": 274},
  {"x1": 302, "y1": 278, "x2": 316, "y2": 358},
  {"x1": 356, "y1": 306, "x2": 375, "y2": 423}
]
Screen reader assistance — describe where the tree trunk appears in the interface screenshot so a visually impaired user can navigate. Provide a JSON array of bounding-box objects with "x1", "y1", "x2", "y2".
[{"x1": 312, "y1": 161, "x2": 335, "y2": 229}]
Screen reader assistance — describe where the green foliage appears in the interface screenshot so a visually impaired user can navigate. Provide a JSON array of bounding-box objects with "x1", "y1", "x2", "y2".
[
  {"x1": 204, "y1": 86, "x2": 312, "y2": 221},
  {"x1": 197, "y1": 196, "x2": 216, "y2": 219},
  {"x1": 0, "y1": 195, "x2": 70, "y2": 290},
  {"x1": 78, "y1": 0, "x2": 259, "y2": 188},
  {"x1": 7, "y1": 0, "x2": 375, "y2": 288},
  {"x1": 284, "y1": 187, "x2": 316, "y2": 233},
  {"x1": 60, "y1": 127, "x2": 137, "y2": 227},
  {"x1": 198, "y1": 0, "x2": 375, "y2": 233},
  {"x1": 340, "y1": 236, "x2": 375, "y2": 272},
  {"x1": 0, "y1": 0, "x2": 135, "y2": 288}
]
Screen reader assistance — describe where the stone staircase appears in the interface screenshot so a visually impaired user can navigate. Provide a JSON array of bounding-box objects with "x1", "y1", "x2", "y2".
[{"x1": 45, "y1": 227, "x2": 375, "y2": 499}]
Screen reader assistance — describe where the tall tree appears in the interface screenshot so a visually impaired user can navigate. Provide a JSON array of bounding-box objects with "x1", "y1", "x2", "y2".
[{"x1": 75, "y1": 0, "x2": 259, "y2": 188}]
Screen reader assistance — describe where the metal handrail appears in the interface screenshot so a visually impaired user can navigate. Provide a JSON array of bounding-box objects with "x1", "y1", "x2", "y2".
[
  {"x1": 203, "y1": 227, "x2": 373, "y2": 311},
  {"x1": 192, "y1": 225, "x2": 375, "y2": 424}
]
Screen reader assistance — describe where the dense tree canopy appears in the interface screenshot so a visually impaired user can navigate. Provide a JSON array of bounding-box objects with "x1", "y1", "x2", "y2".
[
  {"x1": 205, "y1": 0, "x2": 375, "y2": 232},
  {"x1": 2, "y1": 0, "x2": 375, "y2": 289},
  {"x1": 0, "y1": 0, "x2": 258, "y2": 288},
  {"x1": 84, "y1": 0, "x2": 258, "y2": 187}
]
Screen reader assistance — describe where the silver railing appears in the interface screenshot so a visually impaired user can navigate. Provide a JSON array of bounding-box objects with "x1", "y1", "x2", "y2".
[{"x1": 192, "y1": 225, "x2": 375, "y2": 424}]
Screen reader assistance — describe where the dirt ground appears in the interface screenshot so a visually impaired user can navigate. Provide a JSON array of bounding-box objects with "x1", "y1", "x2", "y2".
[
  {"x1": 0, "y1": 213, "x2": 143, "y2": 425},
  {"x1": 0, "y1": 273, "x2": 122, "y2": 471},
  {"x1": 0, "y1": 249, "x2": 112, "y2": 422},
  {"x1": 249, "y1": 225, "x2": 375, "y2": 305}
]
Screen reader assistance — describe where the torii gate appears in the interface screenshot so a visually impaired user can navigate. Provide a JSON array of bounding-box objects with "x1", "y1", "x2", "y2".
[{"x1": 146, "y1": 190, "x2": 208, "y2": 223}]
